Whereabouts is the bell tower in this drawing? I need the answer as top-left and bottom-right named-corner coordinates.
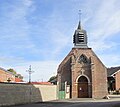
top-left (73, 11), bottom-right (88, 48)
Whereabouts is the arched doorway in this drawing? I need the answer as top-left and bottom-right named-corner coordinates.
top-left (78, 76), bottom-right (89, 98)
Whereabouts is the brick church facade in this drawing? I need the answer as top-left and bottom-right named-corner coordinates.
top-left (57, 21), bottom-right (108, 99)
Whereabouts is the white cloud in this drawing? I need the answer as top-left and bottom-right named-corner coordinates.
top-left (86, 0), bottom-right (120, 52)
top-left (50, 29), bottom-right (71, 58)
top-left (23, 0), bottom-right (33, 7)
top-left (0, 0), bottom-right (35, 50)
top-left (89, 40), bottom-right (120, 51)
top-left (37, 9), bottom-right (72, 59)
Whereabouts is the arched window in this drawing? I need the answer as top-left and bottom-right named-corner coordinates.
top-left (78, 76), bottom-right (88, 83)
top-left (79, 54), bottom-right (88, 63)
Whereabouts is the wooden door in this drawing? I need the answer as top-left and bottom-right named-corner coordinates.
top-left (78, 76), bottom-right (88, 98)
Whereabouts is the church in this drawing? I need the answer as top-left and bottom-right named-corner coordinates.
top-left (57, 21), bottom-right (108, 99)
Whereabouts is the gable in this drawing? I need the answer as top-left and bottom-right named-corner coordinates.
top-left (57, 49), bottom-right (73, 73)
top-left (107, 66), bottom-right (120, 77)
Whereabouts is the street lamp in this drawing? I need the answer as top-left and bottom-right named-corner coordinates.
top-left (26, 65), bottom-right (34, 83)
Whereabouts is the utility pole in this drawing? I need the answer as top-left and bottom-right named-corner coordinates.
top-left (26, 65), bottom-right (34, 83)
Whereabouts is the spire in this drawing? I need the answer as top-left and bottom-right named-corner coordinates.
top-left (77, 10), bottom-right (82, 29)
top-left (77, 21), bottom-right (81, 29)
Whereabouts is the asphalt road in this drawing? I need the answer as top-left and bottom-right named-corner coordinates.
top-left (11, 101), bottom-right (120, 107)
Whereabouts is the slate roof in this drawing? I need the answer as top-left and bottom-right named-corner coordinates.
top-left (0, 67), bottom-right (14, 75)
top-left (0, 67), bottom-right (8, 72)
top-left (107, 66), bottom-right (120, 77)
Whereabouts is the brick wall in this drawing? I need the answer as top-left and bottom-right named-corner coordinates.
top-left (115, 71), bottom-right (120, 90)
top-left (57, 48), bottom-right (108, 99)
top-left (91, 50), bottom-right (108, 98)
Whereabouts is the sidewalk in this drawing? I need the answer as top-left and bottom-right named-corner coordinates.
top-left (108, 95), bottom-right (120, 98)
top-left (49, 97), bottom-right (120, 103)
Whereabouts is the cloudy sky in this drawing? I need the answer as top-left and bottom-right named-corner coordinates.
top-left (0, 0), bottom-right (120, 82)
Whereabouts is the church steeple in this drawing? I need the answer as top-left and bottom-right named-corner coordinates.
top-left (73, 11), bottom-right (88, 48)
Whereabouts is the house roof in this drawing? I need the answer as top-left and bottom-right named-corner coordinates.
top-left (31, 82), bottom-right (52, 85)
top-left (107, 66), bottom-right (120, 77)
top-left (0, 67), bottom-right (14, 75)
top-left (0, 67), bottom-right (8, 72)
top-left (15, 77), bottom-right (23, 82)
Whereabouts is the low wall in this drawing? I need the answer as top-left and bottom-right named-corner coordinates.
top-left (0, 83), bottom-right (57, 106)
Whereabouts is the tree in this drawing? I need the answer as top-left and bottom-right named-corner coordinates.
top-left (7, 68), bottom-right (23, 79)
top-left (7, 68), bottom-right (17, 75)
top-left (48, 75), bottom-right (57, 82)
top-left (48, 75), bottom-right (57, 85)
top-left (16, 74), bottom-right (23, 79)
